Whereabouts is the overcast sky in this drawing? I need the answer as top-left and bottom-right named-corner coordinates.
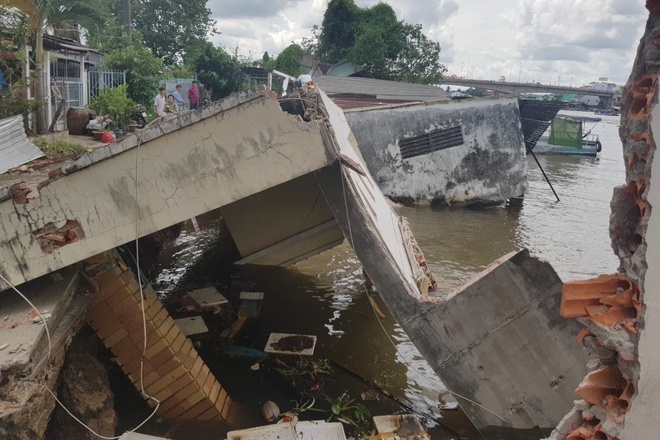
top-left (207, 0), bottom-right (647, 86)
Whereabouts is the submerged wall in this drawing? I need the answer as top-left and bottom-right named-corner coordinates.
top-left (344, 97), bottom-right (528, 204)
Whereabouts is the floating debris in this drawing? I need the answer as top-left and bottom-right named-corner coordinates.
top-left (360, 388), bottom-right (380, 401)
top-left (262, 400), bottom-right (280, 422)
top-left (181, 287), bottom-right (228, 313)
top-left (373, 414), bottom-right (430, 439)
top-left (265, 333), bottom-right (316, 356)
top-left (173, 316), bottom-right (209, 336)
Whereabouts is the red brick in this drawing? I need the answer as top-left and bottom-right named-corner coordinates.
top-left (183, 350), bottom-right (198, 370)
top-left (220, 397), bottom-right (232, 420)
top-left (178, 398), bottom-right (214, 420)
top-left (197, 405), bottom-right (221, 420)
top-left (170, 332), bottom-right (187, 354)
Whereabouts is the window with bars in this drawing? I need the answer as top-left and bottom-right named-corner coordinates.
top-left (399, 126), bottom-right (464, 159)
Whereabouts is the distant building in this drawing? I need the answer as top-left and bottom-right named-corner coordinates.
top-left (579, 95), bottom-right (601, 107)
top-left (589, 81), bottom-right (617, 92)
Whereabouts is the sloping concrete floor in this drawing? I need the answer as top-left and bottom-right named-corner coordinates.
top-left (0, 267), bottom-right (79, 373)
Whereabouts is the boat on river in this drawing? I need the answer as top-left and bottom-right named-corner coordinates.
top-left (533, 116), bottom-right (602, 156)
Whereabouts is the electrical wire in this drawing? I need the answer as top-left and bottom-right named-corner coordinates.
top-left (131, 115), bottom-right (171, 412)
top-left (0, 114), bottom-right (175, 439)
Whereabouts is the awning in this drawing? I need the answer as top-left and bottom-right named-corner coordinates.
top-left (0, 115), bottom-right (44, 174)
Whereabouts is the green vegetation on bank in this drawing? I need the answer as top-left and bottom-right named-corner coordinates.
top-left (3, 0), bottom-right (445, 134)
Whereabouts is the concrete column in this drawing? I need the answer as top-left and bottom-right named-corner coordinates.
top-left (45, 51), bottom-right (52, 128)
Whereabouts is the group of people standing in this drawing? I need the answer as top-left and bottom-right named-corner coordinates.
top-left (153, 81), bottom-right (200, 118)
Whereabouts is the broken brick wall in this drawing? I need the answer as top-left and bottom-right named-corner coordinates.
top-left (549, 4), bottom-right (660, 440)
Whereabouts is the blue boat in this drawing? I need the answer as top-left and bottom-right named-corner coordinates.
top-left (532, 116), bottom-right (602, 156)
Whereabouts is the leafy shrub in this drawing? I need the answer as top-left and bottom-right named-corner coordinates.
top-left (0, 80), bottom-right (40, 122)
top-left (89, 84), bottom-right (135, 129)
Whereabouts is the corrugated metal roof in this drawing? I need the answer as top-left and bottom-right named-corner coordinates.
top-left (0, 115), bottom-right (44, 175)
top-left (326, 60), bottom-right (362, 77)
top-left (315, 76), bottom-right (449, 102)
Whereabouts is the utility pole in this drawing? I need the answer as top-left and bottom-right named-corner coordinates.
top-left (122, 0), bottom-right (132, 35)
top-left (558, 67), bottom-right (563, 86)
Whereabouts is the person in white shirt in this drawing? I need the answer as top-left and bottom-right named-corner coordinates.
top-left (154, 87), bottom-right (167, 117)
top-left (172, 84), bottom-right (185, 111)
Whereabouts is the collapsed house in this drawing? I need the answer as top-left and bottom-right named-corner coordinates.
top-left (0, 84), bottom-right (584, 439)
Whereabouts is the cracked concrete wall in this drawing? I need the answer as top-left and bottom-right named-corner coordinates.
top-left (344, 97), bottom-right (528, 204)
top-left (0, 89), bottom-right (335, 291)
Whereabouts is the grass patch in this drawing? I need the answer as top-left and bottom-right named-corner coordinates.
top-left (37, 139), bottom-right (87, 156)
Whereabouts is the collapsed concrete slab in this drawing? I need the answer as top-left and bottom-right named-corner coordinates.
top-left (0, 87), bottom-right (337, 291)
top-left (0, 268), bottom-right (89, 439)
top-left (315, 90), bottom-right (587, 438)
top-left (0, 83), bottom-right (585, 438)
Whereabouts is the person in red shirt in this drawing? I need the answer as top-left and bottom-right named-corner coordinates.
top-left (188, 81), bottom-right (199, 110)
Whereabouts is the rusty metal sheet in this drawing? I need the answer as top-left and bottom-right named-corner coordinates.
top-left (0, 115), bottom-right (44, 175)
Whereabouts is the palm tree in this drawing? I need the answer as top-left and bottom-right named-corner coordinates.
top-left (1, 0), bottom-right (105, 133)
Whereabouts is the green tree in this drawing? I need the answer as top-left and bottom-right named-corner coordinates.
top-left (274, 43), bottom-right (304, 77)
top-left (464, 87), bottom-right (486, 97)
top-left (391, 23), bottom-right (446, 84)
top-left (132, 0), bottom-right (216, 65)
top-left (102, 41), bottom-right (163, 106)
top-left (317, 0), bottom-right (360, 63)
top-left (311, 0), bottom-right (446, 84)
top-left (261, 51), bottom-right (275, 70)
top-left (349, 25), bottom-right (387, 78)
top-left (188, 41), bottom-right (244, 100)
top-left (0, 5), bottom-right (35, 121)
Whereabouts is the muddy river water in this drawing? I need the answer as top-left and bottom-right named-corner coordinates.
top-left (136, 112), bottom-right (624, 439)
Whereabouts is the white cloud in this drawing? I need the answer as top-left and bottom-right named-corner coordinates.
top-left (210, 0), bottom-right (648, 86)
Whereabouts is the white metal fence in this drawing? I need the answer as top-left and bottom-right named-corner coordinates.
top-left (88, 69), bottom-right (126, 100)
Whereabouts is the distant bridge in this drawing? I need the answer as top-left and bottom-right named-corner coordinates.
top-left (441, 78), bottom-right (615, 107)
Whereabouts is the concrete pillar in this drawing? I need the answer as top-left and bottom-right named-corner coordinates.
top-left (45, 51), bottom-right (52, 127)
top-left (84, 252), bottom-right (231, 420)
